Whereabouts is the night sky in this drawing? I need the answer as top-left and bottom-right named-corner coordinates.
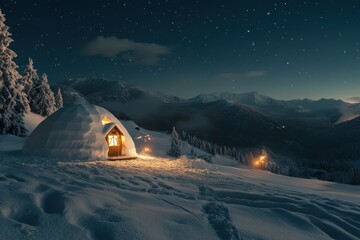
top-left (2, 0), bottom-right (360, 100)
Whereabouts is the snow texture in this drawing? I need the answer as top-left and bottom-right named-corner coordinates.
top-left (23, 103), bottom-right (137, 160)
top-left (0, 117), bottom-right (359, 240)
top-left (0, 131), bottom-right (359, 240)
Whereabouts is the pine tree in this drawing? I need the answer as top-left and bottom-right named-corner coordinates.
top-left (190, 147), bottom-right (196, 157)
top-left (55, 88), bottom-right (63, 110)
top-left (168, 126), bottom-right (181, 157)
top-left (20, 58), bottom-right (39, 98)
top-left (30, 73), bottom-right (56, 116)
top-left (0, 9), bottom-right (29, 135)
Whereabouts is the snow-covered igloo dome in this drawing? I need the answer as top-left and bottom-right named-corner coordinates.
top-left (23, 103), bottom-right (137, 160)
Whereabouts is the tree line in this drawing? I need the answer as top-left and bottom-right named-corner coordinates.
top-left (0, 9), bottom-right (63, 136)
top-left (168, 126), bottom-right (262, 165)
top-left (169, 127), bottom-right (360, 185)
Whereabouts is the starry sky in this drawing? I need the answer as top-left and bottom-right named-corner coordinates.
top-left (2, 0), bottom-right (360, 100)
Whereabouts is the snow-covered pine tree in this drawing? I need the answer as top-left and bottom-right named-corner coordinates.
top-left (213, 144), bottom-right (218, 155)
top-left (30, 73), bottom-right (56, 116)
top-left (0, 9), bottom-right (29, 135)
top-left (219, 146), bottom-right (223, 156)
top-left (55, 88), bottom-right (63, 110)
top-left (190, 147), bottom-right (196, 157)
top-left (20, 58), bottom-right (39, 99)
top-left (180, 130), bottom-right (187, 140)
top-left (168, 126), bottom-right (181, 157)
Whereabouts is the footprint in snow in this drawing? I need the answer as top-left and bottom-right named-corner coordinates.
top-left (5, 174), bottom-right (25, 182)
top-left (11, 207), bottom-right (41, 227)
top-left (203, 202), bottom-right (241, 240)
top-left (41, 190), bottom-right (66, 214)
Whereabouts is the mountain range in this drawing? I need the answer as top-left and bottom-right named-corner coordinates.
top-left (52, 77), bottom-right (360, 161)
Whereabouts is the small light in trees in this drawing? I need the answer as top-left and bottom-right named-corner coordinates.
top-left (253, 153), bottom-right (268, 168)
top-left (144, 147), bottom-right (151, 153)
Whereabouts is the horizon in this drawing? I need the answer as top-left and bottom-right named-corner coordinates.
top-left (2, 1), bottom-right (360, 100)
top-left (65, 76), bottom-right (360, 102)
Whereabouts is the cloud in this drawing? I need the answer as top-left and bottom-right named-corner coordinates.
top-left (344, 97), bottom-right (360, 104)
top-left (83, 36), bottom-right (171, 65)
top-left (220, 71), bottom-right (266, 79)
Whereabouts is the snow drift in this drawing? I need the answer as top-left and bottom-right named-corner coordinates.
top-left (22, 103), bottom-right (137, 160)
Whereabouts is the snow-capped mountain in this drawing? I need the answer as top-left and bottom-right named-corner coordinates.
top-left (191, 91), bottom-right (278, 106)
top-left (64, 77), bottom-right (145, 103)
top-left (190, 91), bottom-right (360, 126)
top-left (59, 77), bottom-right (360, 126)
top-left (190, 91), bottom-right (302, 120)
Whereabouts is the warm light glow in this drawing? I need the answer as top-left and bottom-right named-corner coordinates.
top-left (144, 147), bottom-right (151, 153)
top-left (252, 154), bottom-right (267, 168)
top-left (137, 154), bottom-right (155, 160)
top-left (102, 116), bottom-right (112, 125)
top-left (108, 135), bottom-right (119, 146)
top-left (121, 135), bottom-right (125, 144)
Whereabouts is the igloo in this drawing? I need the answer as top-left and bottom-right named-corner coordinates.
top-left (23, 103), bottom-right (137, 160)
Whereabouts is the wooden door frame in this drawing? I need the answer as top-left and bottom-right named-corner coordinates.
top-left (106, 126), bottom-right (124, 157)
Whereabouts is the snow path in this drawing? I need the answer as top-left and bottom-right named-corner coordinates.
top-left (0, 151), bottom-right (359, 240)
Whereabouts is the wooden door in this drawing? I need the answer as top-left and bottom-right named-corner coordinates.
top-left (107, 128), bottom-right (123, 157)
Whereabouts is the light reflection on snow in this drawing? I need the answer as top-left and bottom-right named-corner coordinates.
top-left (59, 157), bottom-right (212, 177)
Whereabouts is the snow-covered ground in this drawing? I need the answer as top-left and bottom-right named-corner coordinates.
top-left (0, 121), bottom-right (359, 240)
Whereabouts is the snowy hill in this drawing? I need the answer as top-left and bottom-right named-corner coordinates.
top-left (23, 112), bottom-right (45, 134)
top-left (0, 122), bottom-right (359, 240)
